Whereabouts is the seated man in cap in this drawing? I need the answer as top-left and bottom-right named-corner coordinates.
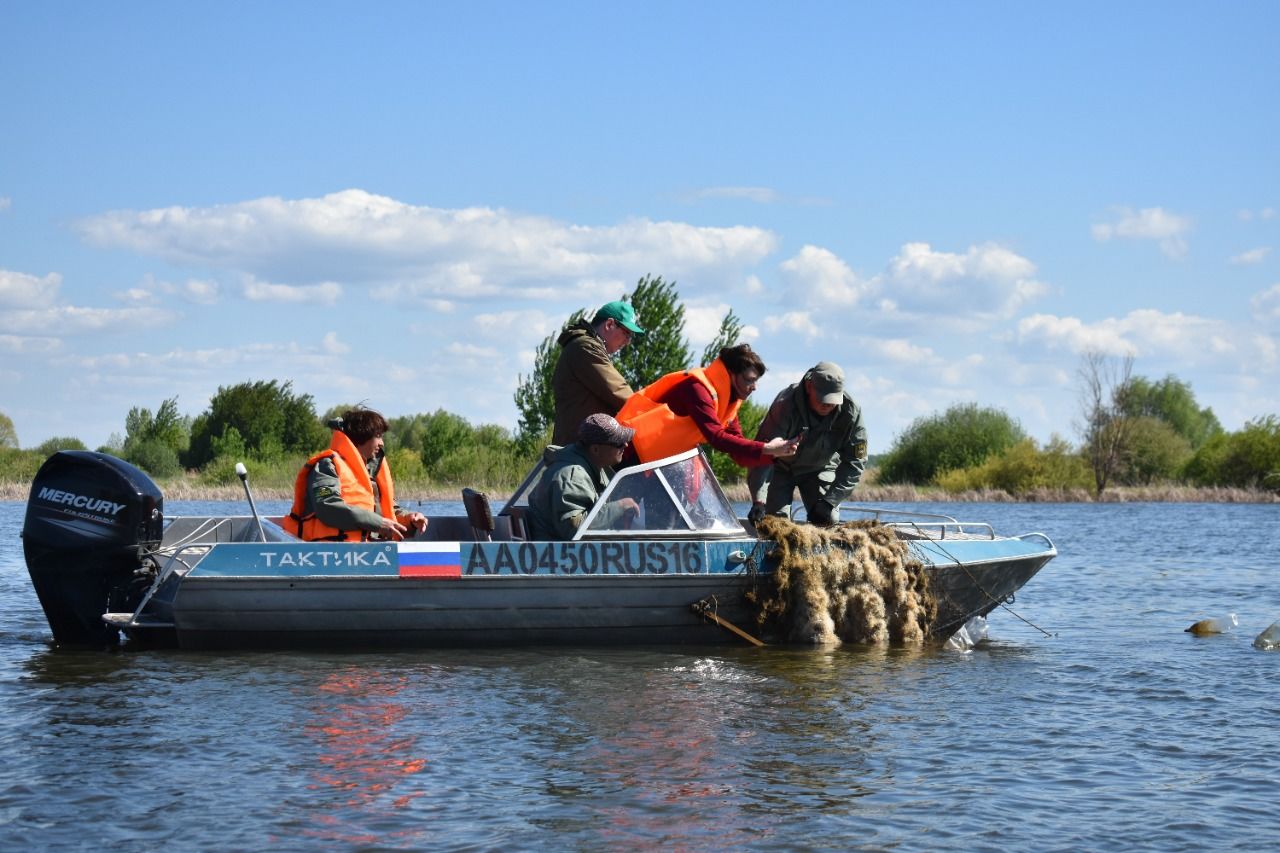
top-left (746, 361), bottom-right (868, 527)
top-left (551, 299), bottom-right (646, 446)
top-left (526, 413), bottom-right (642, 540)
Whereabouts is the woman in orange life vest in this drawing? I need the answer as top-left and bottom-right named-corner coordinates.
top-left (287, 408), bottom-right (428, 542)
top-left (615, 343), bottom-right (802, 467)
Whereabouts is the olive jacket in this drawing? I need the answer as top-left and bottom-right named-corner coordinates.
top-left (747, 382), bottom-right (868, 509)
top-left (551, 320), bottom-right (633, 445)
top-left (306, 453), bottom-right (405, 534)
top-left (526, 443), bottom-right (631, 540)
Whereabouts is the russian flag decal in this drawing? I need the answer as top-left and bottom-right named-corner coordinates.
top-left (398, 542), bottom-right (462, 578)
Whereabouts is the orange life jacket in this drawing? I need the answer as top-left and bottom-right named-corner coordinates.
top-left (615, 359), bottom-right (742, 462)
top-left (286, 430), bottom-right (396, 541)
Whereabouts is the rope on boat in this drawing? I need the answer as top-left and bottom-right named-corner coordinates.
top-left (691, 596), bottom-right (766, 647)
top-left (921, 540), bottom-right (1056, 639)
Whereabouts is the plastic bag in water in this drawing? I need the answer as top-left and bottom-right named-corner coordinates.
top-left (1185, 613), bottom-right (1238, 635)
top-left (1253, 620), bottom-right (1280, 651)
top-left (946, 616), bottom-right (989, 651)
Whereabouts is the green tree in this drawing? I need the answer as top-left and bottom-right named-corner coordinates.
top-left (1121, 375), bottom-right (1222, 450)
top-left (934, 435), bottom-right (1093, 494)
top-left (35, 436), bottom-right (89, 457)
top-left (700, 309), bottom-right (744, 369)
top-left (187, 380), bottom-right (327, 467)
top-left (418, 410), bottom-right (481, 471)
top-left (513, 276), bottom-right (736, 449)
top-left (1183, 432), bottom-right (1231, 486)
top-left (878, 403), bottom-right (1026, 485)
top-left (127, 439), bottom-right (182, 477)
top-left (123, 397), bottom-right (190, 472)
top-left (0, 412), bottom-right (17, 450)
top-left (1207, 415), bottom-right (1280, 489)
top-left (613, 275), bottom-right (692, 389)
top-left (1119, 416), bottom-right (1192, 485)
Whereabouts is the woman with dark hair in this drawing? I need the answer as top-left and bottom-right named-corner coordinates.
top-left (615, 343), bottom-right (801, 465)
top-left (286, 407), bottom-right (427, 541)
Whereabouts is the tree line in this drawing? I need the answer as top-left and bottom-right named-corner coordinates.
top-left (2, 278), bottom-right (1278, 496)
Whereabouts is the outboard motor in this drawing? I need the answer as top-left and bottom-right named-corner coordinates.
top-left (22, 451), bottom-right (163, 647)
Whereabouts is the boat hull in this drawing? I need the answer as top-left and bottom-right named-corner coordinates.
top-left (119, 534), bottom-right (1056, 650)
top-left (170, 573), bottom-right (761, 650)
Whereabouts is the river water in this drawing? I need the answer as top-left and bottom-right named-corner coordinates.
top-left (1, 499), bottom-right (1276, 851)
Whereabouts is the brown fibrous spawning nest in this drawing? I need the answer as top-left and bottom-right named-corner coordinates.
top-left (747, 516), bottom-right (938, 646)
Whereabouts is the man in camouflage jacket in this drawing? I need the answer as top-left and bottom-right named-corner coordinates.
top-left (747, 361), bottom-right (868, 526)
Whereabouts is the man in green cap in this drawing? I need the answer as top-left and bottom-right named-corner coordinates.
top-left (747, 361), bottom-right (868, 526)
top-left (550, 299), bottom-right (646, 446)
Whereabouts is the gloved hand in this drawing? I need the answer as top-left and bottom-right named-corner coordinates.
top-left (808, 501), bottom-right (835, 527)
top-left (746, 503), bottom-right (767, 525)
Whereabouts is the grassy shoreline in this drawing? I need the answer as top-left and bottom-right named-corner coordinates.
top-left (4, 479), bottom-right (1275, 504)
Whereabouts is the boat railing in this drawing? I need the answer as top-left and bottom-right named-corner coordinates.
top-left (162, 515), bottom-right (297, 547)
top-left (839, 505), bottom-right (995, 540)
top-left (111, 541), bottom-right (215, 630)
top-left (1016, 531), bottom-right (1057, 551)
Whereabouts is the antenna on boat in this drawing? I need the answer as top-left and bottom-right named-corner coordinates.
top-left (235, 462), bottom-right (267, 542)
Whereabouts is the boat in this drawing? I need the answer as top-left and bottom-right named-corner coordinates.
top-left (22, 448), bottom-right (1056, 650)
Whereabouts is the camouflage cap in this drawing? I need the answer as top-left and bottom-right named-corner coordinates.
top-left (577, 413), bottom-right (636, 447)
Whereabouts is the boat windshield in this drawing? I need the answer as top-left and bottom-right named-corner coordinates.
top-left (500, 447), bottom-right (746, 540)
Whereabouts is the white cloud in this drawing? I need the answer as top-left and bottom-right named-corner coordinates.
top-left (116, 287), bottom-right (158, 305)
top-left (446, 342), bottom-right (501, 360)
top-left (242, 276), bottom-right (342, 304)
top-left (1017, 309), bottom-right (1239, 361)
top-left (0, 269), bottom-right (62, 308)
top-left (321, 332), bottom-right (350, 355)
top-left (861, 337), bottom-right (937, 365)
top-left (763, 310), bottom-right (821, 340)
top-left (688, 186), bottom-right (781, 204)
top-left (1251, 284), bottom-right (1280, 326)
top-left (683, 302), bottom-right (741, 351)
top-left (1091, 206), bottom-right (1192, 258)
top-left (0, 334), bottom-right (60, 354)
top-left (1253, 334), bottom-right (1278, 369)
top-left (180, 279), bottom-right (221, 304)
top-left (939, 353), bottom-right (986, 387)
top-left (880, 242), bottom-right (1049, 320)
top-left (76, 189), bottom-right (778, 300)
top-left (774, 242), bottom-right (1049, 334)
top-left (1238, 208), bottom-right (1277, 222)
top-left (779, 245), bottom-right (870, 307)
top-left (0, 197), bottom-right (11, 212)
top-left (1, 304), bottom-right (176, 336)
top-left (471, 309), bottom-right (557, 342)
top-left (128, 274), bottom-right (221, 305)
top-left (1229, 247), bottom-right (1271, 266)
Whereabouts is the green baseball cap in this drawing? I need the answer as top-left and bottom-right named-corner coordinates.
top-left (592, 300), bottom-right (646, 335)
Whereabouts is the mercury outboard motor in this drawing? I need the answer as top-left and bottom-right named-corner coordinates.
top-left (22, 451), bottom-right (163, 647)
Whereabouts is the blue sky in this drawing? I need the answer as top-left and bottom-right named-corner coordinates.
top-left (2, 1), bottom-right (1277, 453)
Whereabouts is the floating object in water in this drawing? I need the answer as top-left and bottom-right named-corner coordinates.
top-left (1185, 613), bottom-right (1238, 635)
top-left (1253, 620), bottom-right (1280, 651)
top-left (945, 616), bottom-right (989, 652)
